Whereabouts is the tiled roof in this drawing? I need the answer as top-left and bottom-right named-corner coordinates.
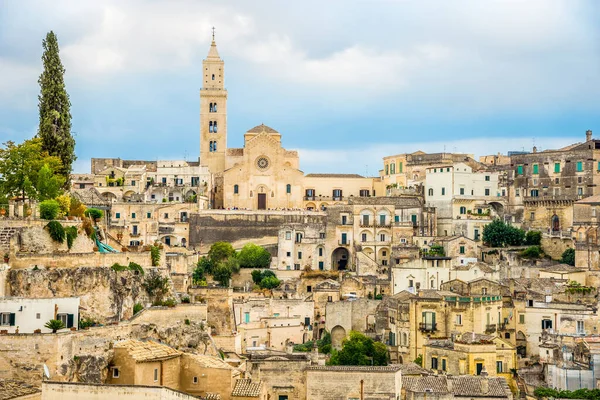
top-left (247, 124), bottom-right (278, 133)
top-left (204, 393), bottom-right (222, 400)
top-left (450, 376), bottom-right (510, 398)
top-left (542, 264), bottom-right (586, 273)
top-left (305, 173), bottom-right (365, 178)
top-left (185, 354), bottom-right (239, 372)
top-left (232, 379), bottom-right (263, 397)
top-left (305, 365), bottom-right (402, 372)
top-left (392, 362), bottom-right (431, 376)
top-left (71, 188), bottom-right (110, 206)
top-left (113, 339), bottom-right (180, 362)
top-left (0, 379), bottom-right (40, 400)
top-left (403, 376), bottom-right (450, 393)
top-left (456, 332), bottom-right (495, 344)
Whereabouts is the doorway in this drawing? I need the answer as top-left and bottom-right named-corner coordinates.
top-left (258, 193), bottom-right (267, 210)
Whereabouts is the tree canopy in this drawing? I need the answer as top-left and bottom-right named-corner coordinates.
top-left (38, 31), bottom-right (75, 180)
top-left (208, 242), bottom-right (236, 265)
top-left (238, 243), bottom-right (271, 268)
top-left (482, 219), bottom-right (525, 247)
top-left (561, 248), bottom-right (576, 266)
top-left (327, 331), bottom-right (389, 366)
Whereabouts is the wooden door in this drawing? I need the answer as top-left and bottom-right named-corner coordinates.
top-left (258, 193), bottom-right (266, 210)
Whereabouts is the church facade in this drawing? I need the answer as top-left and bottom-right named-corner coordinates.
top-left (199, 39), bottom-right (383, 210)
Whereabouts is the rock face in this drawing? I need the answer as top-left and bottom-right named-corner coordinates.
top-left (60, 354), bottom-right (111, 383)
top-left (8, 267), bottom-right (148, 322)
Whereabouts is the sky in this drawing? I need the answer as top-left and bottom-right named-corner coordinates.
top-left (1, 0), bottom-right (600, 176)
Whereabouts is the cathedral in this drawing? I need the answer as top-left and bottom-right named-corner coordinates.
top-left (199, 37), bottom-right (382, 210)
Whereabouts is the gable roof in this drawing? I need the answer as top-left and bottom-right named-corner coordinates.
top-left (113, 339), bottom-right (180, 362)
top-left (232, 379), bottom-right (263, 397)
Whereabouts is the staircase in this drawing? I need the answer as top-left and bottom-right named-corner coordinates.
top-left (0, 227), bottom-right (18, 253)
top-left (356, 251), bottom-right (379, 275)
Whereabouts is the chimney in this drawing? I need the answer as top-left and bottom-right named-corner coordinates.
top-left (586, 130), bottom-right (593, 142)
top-left (480, 366), bottom-right (489, 394)
top-left (533, 146), bottom-right (537, 153)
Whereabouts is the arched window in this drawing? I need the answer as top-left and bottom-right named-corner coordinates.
top-left (385, 164), bottom-right (389, 175)
top-left (213, 142), bottom-right (217, 151)
top-left (209, 121), bottom-right (213, 133)
top-left (213, 122), bottom-right (218, 133)
top-left (286, 184), bottom-right (291, 194)
top-left (234, 184), bottom-right (239, 194)
top-left (211, 74), bottom-right (215, 80)
top-left (213, 103), bottom-right (217, 112)
top-left (552, 214), bottom-right (560, 232)
top-left (428, 188), bottom-right (434, 196)
top-left (390, 163), bottom-right (395, 174)
top-left (209, 103), bottom-right (213, 112)
top-left (460, 206), bottom-right (466, 214)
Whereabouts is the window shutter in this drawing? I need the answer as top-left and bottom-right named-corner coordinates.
top-left (432, 313), bottom-right (436, 327)
top-left (9, 313), bottom-right (16, 326)
top-left (67, 314), bottom-right (74, 328)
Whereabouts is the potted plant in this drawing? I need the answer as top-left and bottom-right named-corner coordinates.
top-left (0, 208), bottom-right (5, 216)
top-left (3, 253), bottom-right (8, 263)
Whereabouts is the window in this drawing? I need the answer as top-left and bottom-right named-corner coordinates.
top-left (385, 164), bottom-right (389, 175)
top-left (441, 187), bottom-right (445, 196)
top-left (244, 312), bottom-right (250, 323)
top-left (341, 233), bottom-right (347, 244)
top-left (320, 232), bottom-right (325, 239)
top-left (459, 187), bottom-right (465, 195)
top-left (485, 188), bottom-right (490, 196)
top-left (0, 313), bottom-right (14, 326)
top-left (519, 314), bottom-right (525, 324)
top-left (298, 252), bottom-right (302, 260)
top-left (505, 332), bottom-right (511, 339)
top-left (319, 248), bottom-right (323, 257)
top-left (57, 313), bottom-right (68, 327)
top-left (286, 252), bottom-right (291, 257)
top-left (154, 368), bottom-right (159, 382)
top-left (577, 161), bottom-right (583, 172)
top-left (234, 184), bottom-right (239, 194)
top-left (482, 287), bottom-right (487, 295)
top-left (380, 233), bottom-right (386, 242)
top-left (146, 212), bottom-right (151, 218)
top-left (112, 368), bottom-right (120, 378)
top-left (399, 162), bottom-right (403, 173)
top-left (476, 363), bottom-right (483, 375)
top-left (530, 189), bottom-right (539, 197)
top-left (409, 279), bottom-right (414, 288)
top-left (341, 215), bottom-right (348, 225)
top-left (497, 361), bottom-right (503, 373)
top-left (362, 215), bottom-right (370, 226)
top-left (459, 206), bottom-right (466, 214)
top-left (296, 232), bottom-right (303, 243)
top-left (359, 189), bottom-right (370, 197)
top-left (530, 212), bottom-right (535, 221)
top-left (36, 313), bottom-right (40, 319)
top-left (164, 213), bottom-right (169, 219)
top-left (554, 162), bottom-right (561, 173)
top-left (517, 165), bottom-right (523, 175)
top-left (577, 320), bottom-right (585, 334)
top-left (286, 184), bottom-right (291, 194)
top-left (428, 188), bottom-right (433, 196)
top-left (327, 295), bottom-right (332, 302)
top-left (442, 358), bottom-right (447, 371)
top-left (193, 376), bottom-right (198, 384)
top-left (485, 175), bottom-right (491, 181)
top-left (318, 261), bottom-right (324, 270)
top-left (131, 180), bottom-right (136, 186)
top-left (431, 357), bottom-right (438, 370)
top-left (307, 285), bottom-right (312, 293)
top-left (578, 187), bottom-right (584, 195)
top-left (332, 189), bottom-right (342, 199)
top-left (422, 311), bottom-right (436, 331)
top-left (456, 314), bottom-right (462, 325)
top-left (459, 246), bottom-right (465, 254)
top-left (211, 74), bottom-right (215, 80)
top-left (115, 212), bottom-right (120, 219)
top-left (533, 164), bottom-right (539, 174)
top-left (542, 319), bottom-right (553, 329)
top-left (131, 213), bottom-right (136, 219)
top-left (516, 188), bottom-right (520, 197)
top-left (379, 214), bottom-right (386, 225)
top-left (285, 231), bottom-right (291, 240)
top-left (390, 163), bottom-right (395, 174)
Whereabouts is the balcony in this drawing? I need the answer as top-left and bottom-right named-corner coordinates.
top-left (485, 324), bottom-right (497, 333)
top-left (419, 322), bottom-right (437, 332)
top-left (130, 233), bottom-right (140, 238)
top-left (304, 196), bottom-right (316, 201)
top-left (338, 241), bottom-right (350, 246)
top-left (360, 240), bottom-right (391, 246)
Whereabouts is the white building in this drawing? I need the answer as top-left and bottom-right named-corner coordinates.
top-left (425, 162), bottom-right (504, 239)
top-left (0, 297), bottom-right (80, 333)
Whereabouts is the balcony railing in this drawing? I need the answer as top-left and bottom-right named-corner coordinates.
top-left (338, 241), bottom-right (350, 246)
top-left (419, 322), bottom-right (437, 332)
top-left (130, 233), bottom-right (140, 237)
top-left (485, 324), bottom-right (497, 333)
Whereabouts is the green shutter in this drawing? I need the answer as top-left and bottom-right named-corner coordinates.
top-left (399, 162), bottom-right (403, 173)
top-left (67, 314), bottom-right (74, 328)
top-left (9, 313), bottom-right (16, 326)
top-left (533, 164), bottom-right (539, 174)
top-left (555, 163), bottom-right (560, 173)
top-left (432, 313), bottom-right (436, 328)
top-left (577, 161), bottom-right (583, 172)
top-left (517, 165), bottom-right (523, 175)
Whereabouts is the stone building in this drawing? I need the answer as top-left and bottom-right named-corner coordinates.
top-left (573, 195), bottom-right (600, 269)
top-left (41, 381), bottom-right (199, 400)
top-left (0, 297), bottom-right (79, 334)
top-left (402, 375), bottom-right (513, 400)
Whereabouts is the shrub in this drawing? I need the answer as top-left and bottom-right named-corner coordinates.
top-left (212, 262), bottom-right (233, 287)
top-left (181, 296), bottom-right (190, 304)
top-left (128, 261), bottom-right (144, 275)
top-left (521, 246), bottom-right (542, 258)
top-left (208, 242), bottom-right (236, 265)
top-left (143, 270), bottom-right (170, 303)
top-left (69, 196), bottom-right (86, 218)
top-left (44, 319), bottom-right (65, 333)
top-left (483, 219), bottom-right (525, 247)
top-left (79, 317), bottom-right (97, 329)
top-left (185, 318), bottom-right (191, 325)
top-left (562, 248), bottom-right (576, 266)
top-left (252, 269), bottom-right (277, 286)
top-left (40, 200), bottom-right (60, 220)
top-left (111, 263), bottom-right (128, 272)
top-left (46, 221), bottom-right (65, 243)
top-left (150, 245), bottom-right (161, 266)
top-left (259, 275), bottom-right (281, 289)
top-left (427, 244), bottom-right (445, 257)
top-left (193, 257), bottom-right (211, 284)
top-left (65, 226), bottom-right (78, 249)
top-left (154, 298), bottom-right (176, 307)
top-left (525, 230), bottom-right (542, 246)
top-left (84, 208), bottom-right (103, 221)
top-left (238, 243), bottom-right (271, 268)
top-left (133, 303), bottom-right (144, 315)
top-left (55, 194), bottom-right (71, 218)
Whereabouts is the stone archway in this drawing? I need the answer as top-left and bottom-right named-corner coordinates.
top-left (331, 325), bottom-right (347, 350)
top-left (332, 247), bottom-right (350, 271)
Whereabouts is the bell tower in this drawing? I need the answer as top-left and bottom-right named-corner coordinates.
top-left (200, 28), bottom-right (227, 175)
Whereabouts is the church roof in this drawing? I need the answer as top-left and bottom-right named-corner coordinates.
top-left (247, 124), bottom-right (279, 134)
top-left (207, 40), bottom-right (221, 60)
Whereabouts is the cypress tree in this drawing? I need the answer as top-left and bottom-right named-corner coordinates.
top-left (38, 31), bottom-right (75, 181)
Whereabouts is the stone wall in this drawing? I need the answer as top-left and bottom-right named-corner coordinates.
top-left (42, 381), bottom-right (197, 400)
top-left (10, 251), bottom-right (155, 270)
top-left (541, 236), bottom-right (573, 260)
top-left (305, 366), bottom-right (402, 400)
top-left (189, 211), bottom-right (326, 250)
top-left (130, 304), bottom-right (207, 325)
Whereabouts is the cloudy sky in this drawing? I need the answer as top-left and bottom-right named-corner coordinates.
top-left (1, 0), bottom-right (600, 175)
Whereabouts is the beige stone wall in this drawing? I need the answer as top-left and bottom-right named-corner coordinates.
top-left (250, 358), bottom-right (308, 400)
top-left (178, 354), bottom-right (235, 400)
top-left (305, 368), bottom-right (401, 400)
top-left (42, 382), bottom-right (197, 400)
top-left (541, 236), bottom-right (573, 260)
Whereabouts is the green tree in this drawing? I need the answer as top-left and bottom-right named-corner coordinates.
top-left (40, 199), bottom-right (60, 220)
top-left (0, 138), bottom-right (63, 201)
top-left (208, 242), bottom-right (235, 265)
top-left (525, 230), bottom-right (542, 246)
top-left (44, 319), bottom-right (65, 333)
top-left (213, 262), bottom-right (233, 287)
top-left (196, 256), bottom-right (214, 276)
top-left (483, 219), bottom-right (525, 247)
top-left (521, 246), bottom-right (541, 258)
top-left (260, 275), bottom-right (281, 289)
top-left (238, 243), bottom-right (271, 268)
top-left (143, 270), bottom-right (170, 304)
top-left (327, 331), bottom-right (389, 366)
top-left (562, 248), bottom-right (576, 266)
top-left (37, 163), bottom-right (64, 200)
top-left (37, 31), bottom-right (75, 181)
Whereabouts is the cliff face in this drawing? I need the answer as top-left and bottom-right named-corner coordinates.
top-left (8, 267), bottom-right (147, 322)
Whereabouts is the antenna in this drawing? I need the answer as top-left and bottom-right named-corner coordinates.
top-left (43, 364), bottom-right (50, 380)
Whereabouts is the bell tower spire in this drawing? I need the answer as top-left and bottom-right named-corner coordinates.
top-left (200, 27), bottom-right (227, 188)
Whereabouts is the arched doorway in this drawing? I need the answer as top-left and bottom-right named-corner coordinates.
top-left (256, 185), bottom-right (268, 210)
top-left (331, 325), bottom-right (347, 350)
top-left (552, 214), bottom-right (560, 233)
top-left (332, 247), bottom-right (350, 271)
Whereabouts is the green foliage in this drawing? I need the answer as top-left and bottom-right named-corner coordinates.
top-left (525, 230), bottom-right (542, 246)
top-left (36, 164), bottom-right (63, 200)
top-left (212, 262), bottom-right (233, 287)
top-left (46, 220), bottom-right (65, 243)
top-left (128, 261), bottom-right (144, 275)
top-left (84, 208), bottom-right (103, 221)
top-left (133, 303), bottom-right (144, 315)
top-left (150, 245), bottom-right (161, 266)
top-left (482, 219), bottom-right (525, 247)
top-left (79, 317), bottom-right (96, 329)
top-left (69, 196), bottom-right (86, 218)
top-left (208, 242), bottom-right (235, 265)
top-left (327, 331), bottom-right (389, 366)
top-left (294, 331), bottom-right (332, 354)
top-left (143, 270), bottom-right (170, 303)
top-left (0, 138), bottom-right (64, 201)
top-left (185, 318), bottom-right (191, 325)
top-left (562, 248), bottom-right (576, 266)
top-left (414, 354), bottom-right (423, 367)
top-left (195, 256), bottom-right (214, 277)
top-left (226, 256), bottom-right (240, 274)
top-left (238, 243), bottom-right (271, 268)
top-left (38, 31), bottom-right (75, 180)
top-left (251, 270), bottom-right (277, 288)
top-left (40, 199), bottom-right (60, 220)
top-left (427, 244), bottom-right (445, 257)
top-left (565, 281), bottom-right (594, 295)
top-left (533, 387), bottom-right (600, 400)
top-left (44, 319), bottom-right (65, 333)
top-left (260, 275), bottom-right (281, 289)
top-left (521, 246), bottom-right (542, 259)
top-left (65, 226), bottom-right (78, 249)
top-left (181, 296), bottom-right (190, 304)
top-left (111, 263), bottom-right (128, 272)
top-left (154, 298), bottom-right (177, 307)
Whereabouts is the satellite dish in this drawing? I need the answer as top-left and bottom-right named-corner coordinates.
top-left (43, 364), bottom-right (50, 380)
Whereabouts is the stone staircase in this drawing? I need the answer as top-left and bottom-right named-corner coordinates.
top-left (0, 227), bottom-right (19, 253)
